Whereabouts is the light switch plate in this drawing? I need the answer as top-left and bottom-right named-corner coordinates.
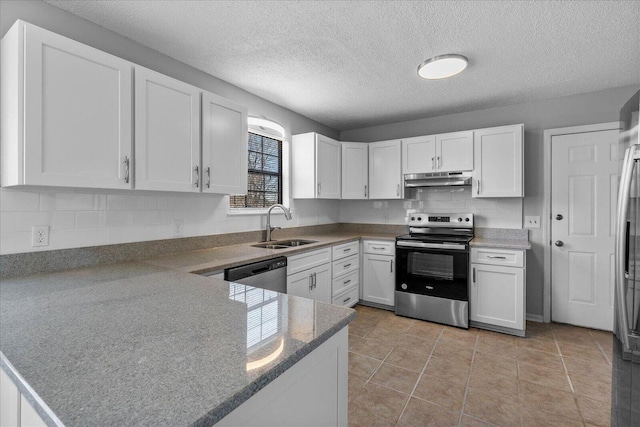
top-left (525, 216), bottom-right (541, 229)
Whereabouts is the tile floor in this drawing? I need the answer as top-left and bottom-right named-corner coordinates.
top-left (348, 305), bottom-right (613, 427)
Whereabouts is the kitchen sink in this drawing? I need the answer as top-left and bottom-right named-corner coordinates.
top-left (251, 239), bottom-right (317, 249)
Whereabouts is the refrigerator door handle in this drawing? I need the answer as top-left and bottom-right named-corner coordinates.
top-left (615, 144), bottom-right (639, 352)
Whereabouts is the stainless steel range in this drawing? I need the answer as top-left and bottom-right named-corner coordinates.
top-left (395, 213), bottom-right (474, 328)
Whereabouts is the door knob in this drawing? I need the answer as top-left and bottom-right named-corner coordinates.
top-left (554, 240), bottom-right (564, 247)
top-left (556, 214), bottom-right (563, 220)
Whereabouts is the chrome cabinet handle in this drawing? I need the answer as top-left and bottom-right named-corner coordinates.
top-left (431, 157), bottom-right (435, 170)
top-left (123, 156), bottom-right (130, 184)
top-left (343, 248), bottom-right (351, 253)
top-left (364, 184), bottom-right (367, 198)
top-left (343, 297), bottom-right (351, 303)
top-left (343, 263), bottom-right (351, 269)
top-left (396, 184), bottom-right (400, 197)
top-left (476, 179), bottom-right (480, 195)
top-left (206, 167), bottom-right (211, 189)
top-left (343, 279), bottom-right (351, 285)
top-left (390, 260), bottom-right (393, 273)
top-left (437, 156), bottom-right (441, 169)
top-left (473, 268), bottom-right (476, 284)
top-left (487, 256), bottom-right (506, 260)
top-left (194, 166), bottom-right (199, 188)
top-left (309, 274), bottom-right (313, 291)
top-left (317, 182), bottom-right (321, 196)
top-left (313, 272), bottom-right (317, 289)
top-left (372, 246), bottom-right (385, 250)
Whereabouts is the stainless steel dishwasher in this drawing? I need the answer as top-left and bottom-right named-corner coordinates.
top-left (223, 257), bottom-right (288, 294)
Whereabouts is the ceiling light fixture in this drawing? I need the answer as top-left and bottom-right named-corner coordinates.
top-left (248, 117), bottom-right (286, 138)
top-left (417, 54), bottom-right (468, 80)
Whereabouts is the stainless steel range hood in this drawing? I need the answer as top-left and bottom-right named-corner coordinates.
top-left (404, 172), bottom-right (472, 188)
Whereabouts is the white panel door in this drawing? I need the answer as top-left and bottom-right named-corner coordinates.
top-left (473, 125), bottom-right (524, 197)
top-left (362, 253), bottom-right (395, 306)
top-left (202, 92), bottom-right (248, 194)
top-left (368, 140), bottom-right (402, 199)
top-left (135, 66), bottom-right (201, 192)
top-left (402, 135), bottom-right (436, 174)
top-left (341, 142), bottom-right (368, 199)
top-left (551, 129), bottom-right (619, 330)
top-left (435, 131), bottom-right (473, 172)
top-left (470, 263), bottom-right (524, 330)
top-left (23, 23), bottom-right (132, 188)
top-left (316, 135), bottom-right (341, 199)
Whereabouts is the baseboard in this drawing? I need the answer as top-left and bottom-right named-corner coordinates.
top-left (526, 313), bottom-right (544, 323)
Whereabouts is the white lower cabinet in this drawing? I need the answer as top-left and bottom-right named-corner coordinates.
top-left (361, 240), bottom-right (395, 308)
top-left (1, 365), bottom-right (49, 427)
top-left (470, 247), bottom-right (526, 336)
top-left (287, 248), bottom-right (332, 303)
top-left (331, 240), bottom-right (360, 307)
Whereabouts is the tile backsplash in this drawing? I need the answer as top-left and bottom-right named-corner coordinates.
top-left (1, 186), bottom-right (521, 255)
top-left (0, 187), bottom-right (340, 255)
top-left (339, 187), bottom-right (523, 228)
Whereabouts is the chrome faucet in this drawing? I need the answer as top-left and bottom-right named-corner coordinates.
top-left (265, 204), bottom-right (292, 241)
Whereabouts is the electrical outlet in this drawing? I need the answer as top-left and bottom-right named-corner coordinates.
top-left (32, 225), bottom-right (50, 247)
top-left (525, 216), bottom-right (541, 229)
top-left (173, 219), bottom-right (184, 236)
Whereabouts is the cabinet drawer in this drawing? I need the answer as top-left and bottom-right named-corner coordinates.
top-left (332, 285), bottom-right (359, 308)
top-left (287, 247), bottom-right (331, 275)
top-left (332, 240), bottom-right (359, 260)
top-left (471, 248), bottom-right (524, 268)
top-left (363, 240), bottom-right (394, 255)
top-left (332, 254), bottom-right (359, 278)
top-left (332, 270), bottom-right (359, 296)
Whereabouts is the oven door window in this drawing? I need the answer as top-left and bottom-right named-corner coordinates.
top-left (408, 252), bottom-right (453, 280)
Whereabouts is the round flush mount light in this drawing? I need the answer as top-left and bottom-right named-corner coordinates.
top-left (248, 117), bottom-right (286, 138)
top-left (417, 54), bottom-right (468, 80)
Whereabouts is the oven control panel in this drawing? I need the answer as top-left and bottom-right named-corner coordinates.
top-left (407, 213), bottom-right (473, 228)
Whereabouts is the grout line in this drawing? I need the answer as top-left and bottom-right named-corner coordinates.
top-left (458, 333), bottom-right (479, 427)
top-left (590, 329), bottom-right (613, 365)
top-left (396, 326), bottom-right (444, 424)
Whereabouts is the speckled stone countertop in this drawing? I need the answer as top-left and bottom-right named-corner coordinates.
top-left (0, 262), bottom-right (355, 426)
top-left (144, 232), bottom-right (399, 274)
top-left (470, 227), bottom-right (531, 250)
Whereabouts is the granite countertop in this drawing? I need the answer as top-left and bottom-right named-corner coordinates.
top-left (469, 227), bottom-right (531, 250)
top-left (470, 237), bottom-right (531, 250)
top-left (144, 231), bottom-right (399, 274)
top-left (0, 262), bottom-right (355, 426)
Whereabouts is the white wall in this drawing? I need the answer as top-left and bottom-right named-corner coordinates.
top-left (0, 1), bottom-right (340, 255)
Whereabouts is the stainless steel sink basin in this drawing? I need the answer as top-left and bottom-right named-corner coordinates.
top-left (251, 239), bottom-right (317, 249)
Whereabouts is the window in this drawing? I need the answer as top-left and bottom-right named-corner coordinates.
top-left (229, 132), bottom-right (283, 208)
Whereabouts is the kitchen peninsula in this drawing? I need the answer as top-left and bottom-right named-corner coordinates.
top-left (0, 260), bottom-right (355, 426)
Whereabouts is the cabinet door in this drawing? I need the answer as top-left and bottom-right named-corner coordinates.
top-left (472, 124), bottom-right (524, 198)
top-left (287, 270), bottom-right (313, 299)
top-left (316, 135), bottom-right (341, 199)
top-left (470, 263), bottom-right (524, 330)
top-left (21, 22), bottom-right (132, 189)
top-left (435, 131), bottom-right (473, 172)
top-left (402, 135), bottom-right (436, 174)
top-left (341, 142), bottom-right (368, 199)
top-left (135, 66), bottom-right (201, 192)
top-left (202, 92), bottom-right (248, 194)
top-left (310, 263), bottom-right (332, 304)
top-left (368, 140), bottom-right (402, 199)
top-left (362, 253), bottom-right (395, 306)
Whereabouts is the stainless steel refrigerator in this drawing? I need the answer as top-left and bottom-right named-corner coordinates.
top-left (613, 89), bottom-right (640, 426)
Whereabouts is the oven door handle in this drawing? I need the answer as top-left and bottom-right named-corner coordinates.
top-left (396, 241), bottom-right (467, 251)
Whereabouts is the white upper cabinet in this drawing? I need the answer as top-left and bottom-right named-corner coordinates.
top-left (401, 131), bottom-right (473, 174)
top-left (292, 133), bottom-right (341, 199)
top-left (1, 20), bottom-right (133, 189)
top-left (472, 124), bottom-right (524, 198)
top-left (435, 131), bottom-right (474, 172)
top-left (402, 135), bottom-right (436, 174)
top-left (135, 66), bottom-right (201, 192)
top-left (369, 140), bottom-right (402, 199)
top-left (201, 92), bottom-right (248, 194)
top-left (341, 142), bottom-right (368, 199)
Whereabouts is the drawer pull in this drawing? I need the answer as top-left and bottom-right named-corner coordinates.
top-left (343, 263), bottom-right (352, 269)
top-left (372, 246), bottom-right (386, 250)
top-left (343, 297), bottom-right (351, 303)
top-left (343, 248), bottom-right (351, 252)
top-left (487, 256), bottom-right (507, 260)
top-left (343, 279), bottom-right (351, 285)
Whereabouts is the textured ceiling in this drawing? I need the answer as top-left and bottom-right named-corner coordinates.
top-left (44, 0), bottom-right (640, 131)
